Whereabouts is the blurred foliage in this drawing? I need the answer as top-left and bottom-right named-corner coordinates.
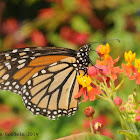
top-left (0, 0), bottom-right (140, 140)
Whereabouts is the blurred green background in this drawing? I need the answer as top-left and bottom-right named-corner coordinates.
top-left (0, 0), bottom-right (140, 140)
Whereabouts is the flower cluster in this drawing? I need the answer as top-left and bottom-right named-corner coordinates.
top-left (75, 43), bottom-right (120, 101)
top-left (120, 50), bottom-right (140, 84)
top-left (75, 74), bottom-right (102, 102)
top-left (114, 95), bottom-right (140, 124)
top-left (75, 43), bottom-right (140, 103)
top-left (74, 43), bottom-right (140, 139)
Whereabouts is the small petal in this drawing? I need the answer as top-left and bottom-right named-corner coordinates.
top-left (94, 122), bottom-right (103, 132)
top-left (74, 88), bottom-right (84, 99)
top-left (124, 51), bottom-right (136, 64)
top-left (88, 66), bottom-right (98, 77)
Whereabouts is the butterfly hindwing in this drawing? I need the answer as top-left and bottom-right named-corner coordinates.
top-left (20, 57), bottom-right (81, 119)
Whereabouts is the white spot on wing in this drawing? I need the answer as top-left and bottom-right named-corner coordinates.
top-left (18, 59), bottom-right (26, 64)
top-left (49, 62), bottom-right (57, 67)
top-left (5, 54), bottom-right (9, 57)
top-left (17, 63), bottom-right (25, 69)
top-left (12, 49), bottom-right (18, 53)
top-left (2, 74), bottom-right (9, 80)
top-left (11, 58), bottom-right (17, 61)
top-left (24, 48), bottom-right (30, 51)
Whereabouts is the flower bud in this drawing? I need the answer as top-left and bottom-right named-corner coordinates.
top-left (94, 122), bottom-right (103, 132)
top-left (84, 106), bottom-right (95, 120)
top-left (135, 115), bottom-right (140, 122)
top-left (96, 45), bottom-right (104, 57)
top-left (114, 97), bottom-right (122, 106)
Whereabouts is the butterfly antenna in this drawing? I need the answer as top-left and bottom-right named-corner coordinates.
top-left (89, 59), bottom-right (102, 70)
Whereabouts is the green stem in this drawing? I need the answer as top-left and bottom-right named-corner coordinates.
top-left (114, 76), bottom-right (126, 91)
top-left (89, 120), bottom-right (94, 134)
top-left (107, 98), bottom-right (132, 132)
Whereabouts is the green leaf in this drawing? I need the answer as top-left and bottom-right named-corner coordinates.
top-left (118, 130), bottom-right (140, 140)
top-left (71, 16), bottom-right (91, 32)
top-left (56, 133), bottom-right (112, 140)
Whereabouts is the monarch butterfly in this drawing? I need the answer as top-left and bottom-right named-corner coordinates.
top-left (0, 43), bottom-right (95, 120)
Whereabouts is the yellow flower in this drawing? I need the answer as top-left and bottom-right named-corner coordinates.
top-left (99, 43), bottom-right (110, 55)
top-left (77, 74), bottom-right (92, 91)
top-left (135, 59), bottom-right (140, 73)
top-left (124, 51), bottom-right (136, 66)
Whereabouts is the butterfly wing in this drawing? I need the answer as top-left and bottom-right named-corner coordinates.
top-left (21, 57), bottom-right (81, 119)
top-left (0, 47), bottom-right (82, 119)
top-left (0, 47), bottom-right (76, 95)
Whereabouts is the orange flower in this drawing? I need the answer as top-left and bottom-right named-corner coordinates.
top-left (129, 70), bottom-right (140, 85)
top-left (120, 51), bottom-right (136, 77)
top-left (124, 51), bottom-right (136, 66)
top-left (96, 56), bottom-right (120, 81)
top-left (99, 44), bottom-right (110, 55)
top-left (120, 63), bottom-right (135, 77)
top-left (75, 74), bottom-right (102, 102)
top-left (75, 85), bottom-right (102, 102)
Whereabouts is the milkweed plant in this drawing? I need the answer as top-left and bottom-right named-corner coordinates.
top-left (73, 44), bottom-right (140, 140)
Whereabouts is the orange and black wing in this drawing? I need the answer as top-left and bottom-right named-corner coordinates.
top-left (0, 47), bottom-right (82, 119)
top-left (0, 47), bottom-right (76, 94)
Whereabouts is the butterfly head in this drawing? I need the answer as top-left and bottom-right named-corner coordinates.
top-left (75, 44), bottom-right (91, 71)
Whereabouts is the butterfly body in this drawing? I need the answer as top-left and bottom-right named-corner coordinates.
top-left (0, 44), bottom-right (91, 120)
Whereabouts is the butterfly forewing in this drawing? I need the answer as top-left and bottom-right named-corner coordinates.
top-left (0, 47), bottom-right (76, 95)
top-left (0, 46), bottom-right (88, 119)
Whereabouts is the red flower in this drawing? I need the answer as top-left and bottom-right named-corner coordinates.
top-left (71, 32), bottom-right (89, 45)
top-left (60, 26), bottom-right (89, 45)
top-left (87, 65), bottom-right (110, 83)
top-left (93, 115), bottom-right (110, 126)
top-left (2, 18), bottom-right (19, 35)
top-left (88, 65), bottom-right (110, 77)
top-left (83, 114), bottom-right (110, 128)
top-left (101, 129), bottom-right (114, 139)
top-left (0, 117), bottom-right (22, 132)
top-left (30, 30), bottom-right (47, 46)
top-left (38, 8), bottom-right (55, 19)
